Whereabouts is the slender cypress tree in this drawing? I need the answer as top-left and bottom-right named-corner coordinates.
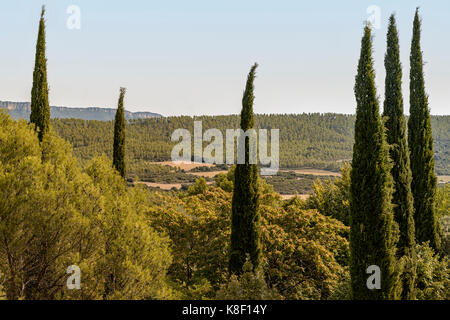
top-left (229, 63), bottom-right (261, 275)
top-left (107, 86), bottom-right (127, 298)
top-left (408, 9), bottom-right (441, 254)
top-left (382, 14), bottom-right (416, 299)
top-left (25, 8), bottom-right (51, 296)
top-left (350, 25), bottom-right (399, 300)
top-left (113, 87), bottom-right (126, 178)
top-left (30, 6), bottom-right (50, 142)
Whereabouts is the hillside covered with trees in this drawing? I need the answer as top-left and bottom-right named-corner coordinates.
top-left (1, 110), bottom-right (448, 300)
top-left (51, 113), bottom-right (450, 176)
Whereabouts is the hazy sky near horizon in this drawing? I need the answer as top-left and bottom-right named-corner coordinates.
top-left (0, 1), bottom-right (449, 116)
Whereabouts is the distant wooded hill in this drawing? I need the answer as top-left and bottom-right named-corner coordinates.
top-left (50, 113), bottom-right (450, 175)
top-left (0, 101), bottom-right (162, 121)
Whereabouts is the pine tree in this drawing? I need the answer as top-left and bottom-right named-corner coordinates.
top-left (408, 9), bottom-right (441, 254)
top-left (229, 63), bottom-right (261, 275)
top-left (382, 14), bottom-right (416, 299)
top-left (113, 87), bottom-right (126, 178)
top-left (350, 25), bottom-right (399, 300)
top-left (30, 6), bottom-right (50, 142)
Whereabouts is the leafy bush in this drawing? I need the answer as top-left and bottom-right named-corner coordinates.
top-left (149, 167), bottom-right (350, 300)
top-left (414, 243), bottom-right (449, 300)
top-left (0, 111), bottom-right (173, 300)
top-left (216, 258), bottom-right (281, 300)
top-left (306, 164), bottom-right (351, 225)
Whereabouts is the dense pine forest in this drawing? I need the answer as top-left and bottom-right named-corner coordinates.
top-left (0, 6), bottom-right (448, 301)
top-left (51, 113), bottom-right (450, 176)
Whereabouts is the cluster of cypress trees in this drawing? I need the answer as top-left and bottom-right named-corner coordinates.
top-left (350, 9), bottom-right (441, 299)
top-left (29, 6), bottom-right (127, 177)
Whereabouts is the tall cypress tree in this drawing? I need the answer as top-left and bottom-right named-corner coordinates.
top-left (229, 63), bottom-right (261, 275)
top-left (382, 14), bottom-right (416, 299)
top-left (408, 9), bottom-right (441, 254)
top-left (30, 6), bottom-right (50, 142)
top-left (113, 87), bottom-right (126, 178)
top-left (107, 86), bottom-right (127, 298)
top-left (350, 25), bottom-right (399, 300)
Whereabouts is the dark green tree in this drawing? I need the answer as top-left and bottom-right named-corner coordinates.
top-left (382, 14), bottom-right (416, 299)
top-left (113, 87), bottom-right (126, 178)
top-left (408, 8), bottom-right (441, 254)
top-left (30, 6), bottom-right (50, 142)
top-left (229, 63), bottom-right (261, 275)
top-left (350, 25), bottom-right (399, 300)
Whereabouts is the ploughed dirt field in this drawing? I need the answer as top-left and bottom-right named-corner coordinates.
top-left (153, 161), bottom-right (341, 176)
top-left (281, 194), bottom-right (310, 200)
top-left (143, 162), bottom-right (449, 195)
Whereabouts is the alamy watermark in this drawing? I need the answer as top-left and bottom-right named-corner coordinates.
top-left (171, 121), bottom-right (279, 175)
top-left (66, 5), bottom-right (81, 30)
top-left (66, 265), bottom-right (81, 290)
top-left (366, 5), bottom-right (381, 30)
top-left (366, 265), bottom-right (381, 290)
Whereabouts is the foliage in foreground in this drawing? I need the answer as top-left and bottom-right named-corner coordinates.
top-left (216, 258), bottom-right (281, 300)
top-left (146, 174), bottom-right (350, 300)
top-left (412, 242), bottom-right (449, 300)
top-left (0, 111), bottom-right (172, 300)
top-left (306, 164), bottom-right (351, 225)
top-left (0, 111), bottom-right (447, 300)
top-left (308, 164), bottom-right (449, 300)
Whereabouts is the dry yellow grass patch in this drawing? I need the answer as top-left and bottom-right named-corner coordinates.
top-left (151, 161), bottom-right (214, 171)
top-left (280, 194), bottom-right (310, 200)
top-left (438, 176), bottom-right (450, 184)
top-left (190, 171), bottom-right (227, 178)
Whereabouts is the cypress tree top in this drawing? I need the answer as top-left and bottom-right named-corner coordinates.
top-left (240, 63), bottom-right (257, 130)
top-left (30, 6), bottom-right (50, 141)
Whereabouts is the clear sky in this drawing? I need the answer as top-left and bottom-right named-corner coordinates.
top-left (0, 0), bottom-right (448, 116)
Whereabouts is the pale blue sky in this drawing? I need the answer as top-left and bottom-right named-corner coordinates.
top-left (0, 1), bottom-right (449, 116)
